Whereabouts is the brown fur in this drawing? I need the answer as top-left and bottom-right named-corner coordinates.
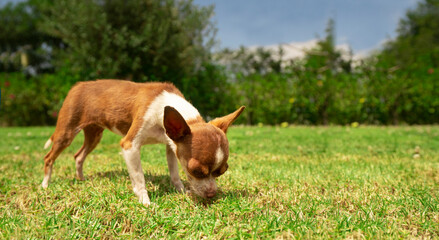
top-left (43, 79), bottom-right (245, 201)
top-left (166, 107), bottom-right (245, 180)
top-left (177, 123), bottom-right (229, 176)
top-left (44, 80), bottom-right (183, 177)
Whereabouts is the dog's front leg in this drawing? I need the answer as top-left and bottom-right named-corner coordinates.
top-left (166, 144), bottom-right (185, 192)
top-left (122, 146), bottom-right (150, 206)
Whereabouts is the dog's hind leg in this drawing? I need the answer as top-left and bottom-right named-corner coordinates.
top-left (42, 130), bottom-right (77, 188)
top-left (74, 125), bottom-right (104, 180)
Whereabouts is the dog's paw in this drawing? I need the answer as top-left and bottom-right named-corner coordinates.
top-left (174, 182), bottom-right (186, 193)
top-left (138, 191), bottom-right (151, 206)
top-left (76, 175), bottom-right (85, 181)
top-left (171, 179), bottom-right (186, 193)
top-left (41, 180), bottom-right (49, 189)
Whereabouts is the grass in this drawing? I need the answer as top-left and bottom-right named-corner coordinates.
top-left (0, 125), bottom-right (438, 239)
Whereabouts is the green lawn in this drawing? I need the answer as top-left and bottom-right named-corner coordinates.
top-left (1, 126), bottom-right (438, 239)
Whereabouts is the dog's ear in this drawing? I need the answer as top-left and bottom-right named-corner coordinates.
top-left (209, 106), bottom-right (245, 133)
top-left (164, 106), bottom-right (191, 141)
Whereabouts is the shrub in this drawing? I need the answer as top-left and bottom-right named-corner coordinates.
top-left (0, 69), bottom-right (80, 126)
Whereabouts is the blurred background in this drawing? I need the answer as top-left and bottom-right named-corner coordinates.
top-left (0, 0), bottom-right (438, 126)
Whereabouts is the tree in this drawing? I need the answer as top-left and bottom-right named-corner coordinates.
top-left (0, 1), bottom-right (60, 73)
top-left (293, 18), bottom-right (353, 125)
top-left (215, 46), bottom-right (286, 124)
top-left (373, 0), bottom-right (439, 124)
top-left (38, 0), bottom-right (216, 84)
top-left (385, 0), bottom-right (439, 69)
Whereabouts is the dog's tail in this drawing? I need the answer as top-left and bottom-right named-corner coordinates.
top-left (44, 136), bottom-right (53, 149)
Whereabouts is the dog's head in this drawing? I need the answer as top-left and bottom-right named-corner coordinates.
top-left (164, 106), bottom-right (245, 199)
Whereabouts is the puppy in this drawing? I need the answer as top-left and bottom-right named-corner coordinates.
top-left (42, 80), bottom-right (244, 206)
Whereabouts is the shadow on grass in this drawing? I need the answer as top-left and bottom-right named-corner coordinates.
top-left (85, 169), bottom-right (177, 193)
top-left (190, 188), bottom-right (253, 207)
top-left (92, 169), bottom-right (128, 180)
top-left (66, 169), bottom-right (249, 206)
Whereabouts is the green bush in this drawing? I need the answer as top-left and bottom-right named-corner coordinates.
top-left (0, 70), bottom-right (80, 126)
top-left (180, 63), bottom-right (237, 121)
top-left (1, 65), bottom-right (438, 126)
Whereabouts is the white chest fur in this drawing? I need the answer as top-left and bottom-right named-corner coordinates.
top-left (136, 91), bottom-right (200, 145)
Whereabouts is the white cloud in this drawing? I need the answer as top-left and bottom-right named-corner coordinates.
top-left (248, 39), bottom-right (363, 60)
top-left (255, 39), bottom-right (320, 59)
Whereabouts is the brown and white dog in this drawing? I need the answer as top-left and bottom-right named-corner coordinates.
top-left (42, 80), bottom-right (244, 206)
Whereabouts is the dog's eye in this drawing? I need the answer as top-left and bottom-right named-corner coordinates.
top-left (212, 163), bottom-right (228, 177)
top-left (191, 169), bottom-right (208, 179)
top-left (188, 159), bottom-right (209, 179)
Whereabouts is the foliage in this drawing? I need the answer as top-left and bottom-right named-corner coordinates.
top-left (0, 0), bottom-right (60, 73)
top-left (217, 19), bottom-right (361, 125)
top-left (216, 46), bottom-right (291, 125)
top-left (1, 0), bottom-right (439, 126)
top-left (0, 1), bottom-right (47, 52)
top-left (292, 19), bottom-right (353, 125)
top-left (1, 126), bottom-right (438, 238)
top-left (180, 63), bottom-right (235, 120)
top-left (212, 10), bottom-right (439, 125)
top-left (384, 0), bottom-right (439, 69)
top-left (0, 0), bottom-right (221, 126)
top-left (371, 0), bottom-right (439, 124)
top-left (0, 70), bottom-right (80, 126)
top-left (37, 0), bottom-right (216, 84)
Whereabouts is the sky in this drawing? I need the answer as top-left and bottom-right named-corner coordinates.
top-left (193, 0), bottom-right (420, 54)
top-left (1, 0), bottom-right (420, 55)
